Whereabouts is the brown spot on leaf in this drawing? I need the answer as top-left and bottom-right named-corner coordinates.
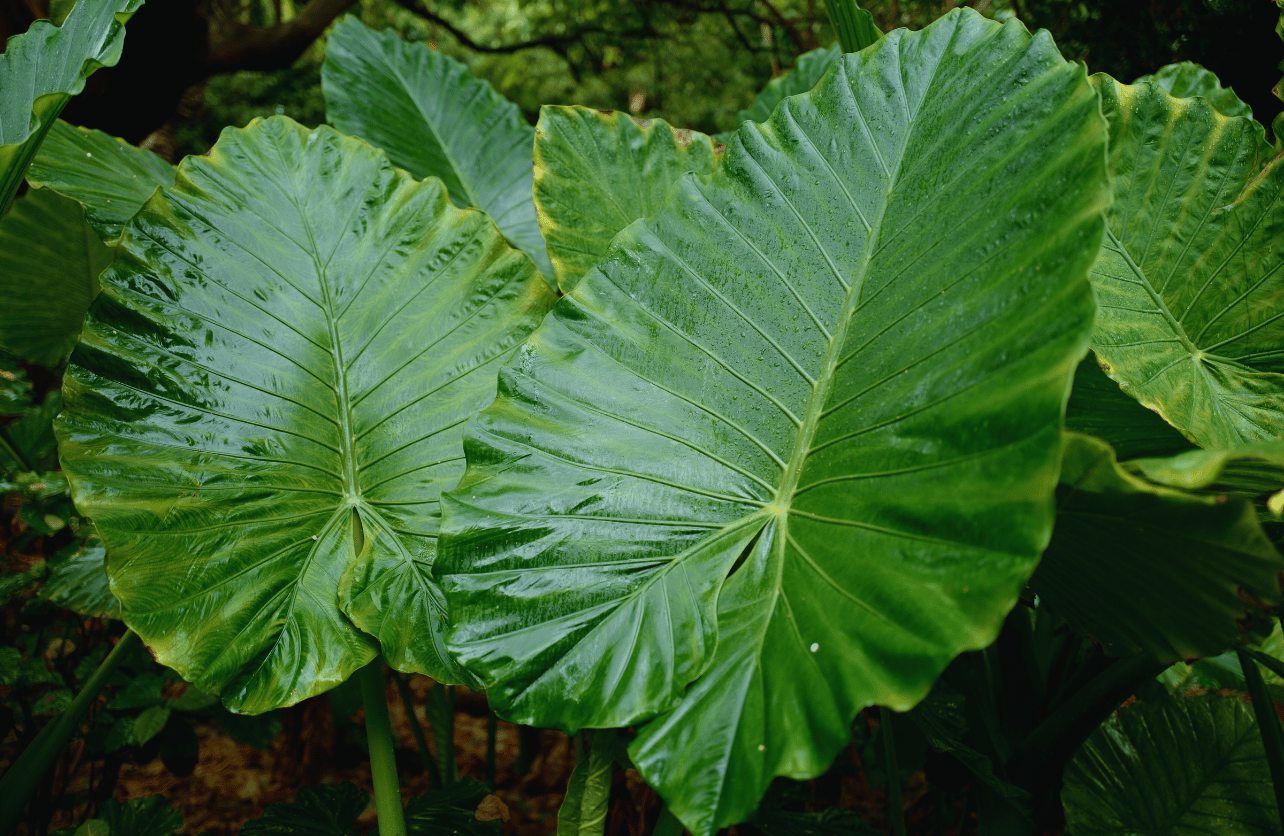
top-left (673, 128), bottom-right (693, 147)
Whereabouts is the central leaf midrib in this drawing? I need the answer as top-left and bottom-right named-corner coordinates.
top-left (293, 199), bottom-right (360, 505)
top-left (773, 140), bottom-right (902, 510)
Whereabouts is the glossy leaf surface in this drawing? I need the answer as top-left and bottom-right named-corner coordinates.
top-left (27, 119), bottom-right (174, 241)
top-left (0, 0), bottom-right (142, 218)
top-left (736, 45), bottom-right (840, 125)
top-left (532, 106), bottom-right (721, 291)
top-left (1030, 433), bottom-right (1282, 660)
top-left (0, 187), bottom-right (111, 365)
top-left (1088, 76), bottom-right (1284, 447)
top-left (1063, 695), bottom-right (1277, 835)
top-left (322, 17), bottom-right (552, 279)
top-left (1142, 61), bottom-right (1254, 119)
top-left (440, 11), bottom-right (1107, 833)
top-left (57, 117), bottom-right (555, 712)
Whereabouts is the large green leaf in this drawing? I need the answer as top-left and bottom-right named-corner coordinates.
top-left (56, 116), bottom-right (555, 712)
top-left (1029, 433), bottom-right (1282, 661)
top-left (1143, 61), bottom-right (1254, 119)
top-left (0, 187), bottom-right (112, 365)
top-left (439, 10), bottom-right (1107, 833)
top-left (532, 106), bottom-right (722, 291)
top-left (737, 45), bottom-right (841, 125)
top-left (1088, 76), bottom-right (1284, 448)
top-left (0, 0), bottom-right (143, 218)
top-left (1063, 695), bottom-right (1278, 835)
top-left (27, 119), bottom-right (175, 241)
top-left (321, 17), bottom-right (553, 280)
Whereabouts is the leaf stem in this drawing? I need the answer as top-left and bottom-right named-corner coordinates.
top-left (391, 670), bottom-right (442, 788)
top-left (0, 629), bottom-right (137, 836)
top-left (425, 682), bottom-right (457, 785)
top-left (1237, 648), bottom-right (1284, 834)
top-left (360, 660), bottom-right (407, 836)
top-left (881, 707), bottom-right (906, 836)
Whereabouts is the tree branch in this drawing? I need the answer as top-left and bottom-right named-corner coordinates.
top-left (205, 0), bottom-right (356, 74)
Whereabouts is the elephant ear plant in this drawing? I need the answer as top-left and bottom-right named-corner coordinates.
top-left (437, 9), bottom-right (1109, 833)
top-left (4, 3), bottom-right (1284, 835)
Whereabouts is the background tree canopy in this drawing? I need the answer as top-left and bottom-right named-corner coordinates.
top-left (1, 0), bottom-right (1279, 160)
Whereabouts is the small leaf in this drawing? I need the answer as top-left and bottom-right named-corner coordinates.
top-left (129, 706), bottom-right (171, 745)
top-left (241, 784), bottom-right (369, 836)
top-left (27, 119), bottom-right (175, 242)
top-left (322, 17), bottom-right (553, 279)
top-left (533, 106), bottom-right (722, 291)
top-left (1063, 695), bottom-right (1278, 835)
top-left (1030, 433), bottom-right (1284, 661)
top-left (0, 188), bottom-right (111, 365)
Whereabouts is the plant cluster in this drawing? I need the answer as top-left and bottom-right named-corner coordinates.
top-left (2, 1), bottom-right (1284, 834)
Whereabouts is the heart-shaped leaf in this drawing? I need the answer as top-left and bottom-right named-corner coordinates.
top-left (439, 10), bottom-right (1108, 832)
top-left (532, 106), bottom-right (722, 291)
top-left (57, 117), bottom-right (555, 712)
top-left (322, 17), bottom-right (552, 280)
top-left (1088, 75), bottom-right (1284, 447)
top-left (0, 0), bottom-right (143, 218)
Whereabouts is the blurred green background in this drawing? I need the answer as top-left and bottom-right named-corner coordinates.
top-left (7, 0), bottom-right (1282, 163)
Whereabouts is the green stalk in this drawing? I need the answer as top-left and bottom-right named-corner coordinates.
top-left (485, 709), bottom-right (498, 787)
top-left (881, 707), bottom-right (906, 836)
top-left (1238, 648), bottom-right (1284, 835)
top-left (0, 630), bottom-right (138, 836)
top-left (425, 682), bottom-right (457, 785)
top-left (360, 660), bottom-right (407, 836)
top-left (392, 671), bottom-right (442, 788)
